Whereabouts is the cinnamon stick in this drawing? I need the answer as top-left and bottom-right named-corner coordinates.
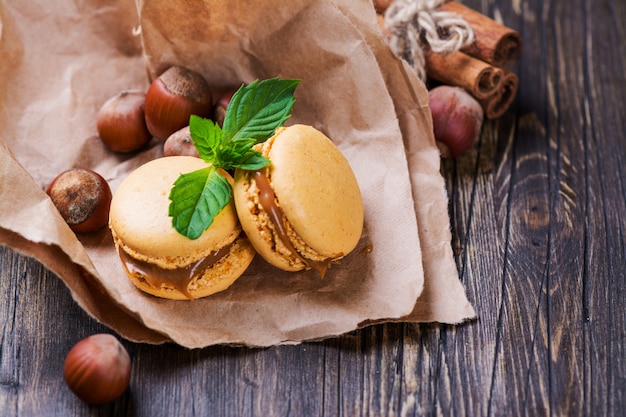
top-left (437, 1), bottom-right (522, 68)
top-left (478, 70), bottom-right (518, 119)
top-left (425, 50), bottom-right (504, 100)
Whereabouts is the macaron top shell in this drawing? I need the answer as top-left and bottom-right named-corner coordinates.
top-left (109, 156), bottom-right (239, 267)
top-left (261, 124), bottom-right (363, 258)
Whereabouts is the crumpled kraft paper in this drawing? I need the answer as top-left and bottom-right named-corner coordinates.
top-left (0, 0), bottom-right (475, 348)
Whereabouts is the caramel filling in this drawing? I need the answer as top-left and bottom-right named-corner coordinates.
top-left (119, 243), bottom-right (232, 300)
top-left (254, 169), bottom-right (335, 277)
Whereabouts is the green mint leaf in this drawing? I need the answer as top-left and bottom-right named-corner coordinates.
top-left (222, 78), bottom-right (300, 143)
top-left (234, 151), bottom-right (270, 170)
top-left (170, 77), bottom-right (300, 239)
top-left (168, 166), bottom-right (232, 240)
top-left (217, 137), bottom-right (256, 161)
top-left (189, 115), bottom-right (222, 164)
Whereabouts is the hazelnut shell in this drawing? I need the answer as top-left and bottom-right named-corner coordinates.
top-left (163, 125), bottom-right (200, 157)
top-left (211, 89), bottom-right (236, 127)
top-left (144, 66), bottom-right (213, 140)
top-left (429, 86), bottom-right (484, 158)
top-left (63, 334), bottom-right (131, 405)
top-left (46, 168), bottom-right (112, 233)
top-left (96, 90), bottom-right (152, 153)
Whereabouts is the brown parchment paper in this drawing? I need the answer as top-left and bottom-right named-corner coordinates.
top-left (0, 0), bottom-right (475, 348)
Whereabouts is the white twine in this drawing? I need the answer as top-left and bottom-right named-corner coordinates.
top-left (384, 0), bottom-right (475, 81)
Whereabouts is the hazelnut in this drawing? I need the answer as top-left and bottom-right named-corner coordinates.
top-left (144, 66), bottom-right (213, 140)
top-left (163, 125), bottom-right (199, 158)
top-left (46, 168), bottom-right (112, 233)
top-left (211, 89), bottom-right (236, 127)
top-left (373, 0), bottom-right (393, 13)
top-left (428, 85), bottom-right (484, 158)
top-left (63, 334), bottom-right (131, 405)
top-left (96, 90), bottom-right (152, 153)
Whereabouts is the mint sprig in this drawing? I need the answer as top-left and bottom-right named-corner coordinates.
top-left (168, 77), bottom-right (300, 239)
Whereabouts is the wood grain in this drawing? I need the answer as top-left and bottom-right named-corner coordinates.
top-left (2, 0), bottom-right (626, 415)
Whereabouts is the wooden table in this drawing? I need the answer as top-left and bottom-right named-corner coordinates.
top-left (2, 0), bottom-right (625, 415)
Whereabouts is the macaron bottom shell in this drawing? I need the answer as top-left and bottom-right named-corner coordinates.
top-left (233, 169), bottom-right (312, 273)
top-left (115, 233), bottom-right (256, 300)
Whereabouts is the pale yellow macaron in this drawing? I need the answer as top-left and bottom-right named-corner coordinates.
top-left (109, 156), bottom-right (255, 300)
top-left (233, 124), bottom-right (364, 276)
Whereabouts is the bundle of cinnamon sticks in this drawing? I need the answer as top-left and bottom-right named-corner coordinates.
top-left (377, 1), bottom-right (522, 119)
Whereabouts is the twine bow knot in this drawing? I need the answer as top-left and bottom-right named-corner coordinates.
top-left (384, 0), bottom-right (475, 81)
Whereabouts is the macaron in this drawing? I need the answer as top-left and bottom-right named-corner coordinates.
top-left (109, 156), bottom-right (255, 300)
top-left (233, 124), bottom-right (364, 276)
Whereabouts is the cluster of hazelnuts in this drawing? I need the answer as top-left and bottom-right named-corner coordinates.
top-left (46, 66), bottom-right (230, 237)
top-left (96, 65), bottom-right (232, 155)
top-left (48, 66), bottom-right (230, 406)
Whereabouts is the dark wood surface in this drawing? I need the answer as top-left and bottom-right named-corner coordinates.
top-left (2, 0), bottom-right (626, 415)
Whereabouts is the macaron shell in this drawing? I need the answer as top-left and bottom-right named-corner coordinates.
top-left (123, 236), bottom-right (256, 300)
top-left (267, 125), bottom-right (364, 257)
top-left (233, 169), bottom-right (306, 272)
top-left (109, 156), bottom-right (239, 266)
